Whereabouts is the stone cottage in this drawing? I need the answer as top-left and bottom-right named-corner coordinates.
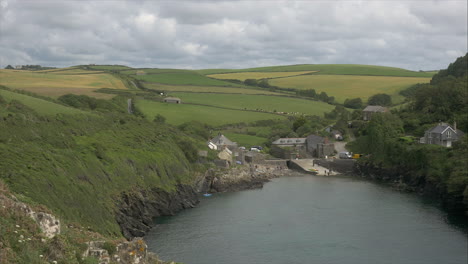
top-left (420, 123), bottom-right (464, 147)
top-left (362, 105), bottom-right (388, 121)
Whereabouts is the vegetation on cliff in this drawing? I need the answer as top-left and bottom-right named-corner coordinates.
top-left (0, 92), bottom-right (208, 240)
top-left (349, 54), bottom-right (468, 215)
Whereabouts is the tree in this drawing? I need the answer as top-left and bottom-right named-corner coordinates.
top-left (244, 79), bottom-right (258, 86)
top-left (4, 65), bottom-right (14, 69)
top-left (344, 98), bottom-right (363, 109)
top-left (368, 93), bottom-right (392, 106)
top-left (153, 114), bottom-right (166, 124)
top-left (293, 116), bottom-right (307, 131)
top-left (258, 79), bottom-right (270, 88)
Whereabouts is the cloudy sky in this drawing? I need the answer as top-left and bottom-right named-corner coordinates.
top-left (0, 0), bottom-right (466, 70)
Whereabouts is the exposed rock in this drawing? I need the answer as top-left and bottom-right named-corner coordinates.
top-left (83, 238), bottom-right (167, 264)
top-left (115, 184), bottom-right (199, 240)
top-left (0, 194), bottom-right (61, 239)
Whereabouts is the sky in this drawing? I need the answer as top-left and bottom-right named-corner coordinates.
top-left (0, 0), bottom-right (466, 71)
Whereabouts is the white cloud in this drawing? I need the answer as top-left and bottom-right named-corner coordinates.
top-left (0, 0), bottom-right (466, 70)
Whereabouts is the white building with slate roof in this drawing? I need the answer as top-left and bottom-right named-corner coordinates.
top-left (420, 123), bottom-right (464, 147)
top-left (208, 133), bottom-right (237, 150)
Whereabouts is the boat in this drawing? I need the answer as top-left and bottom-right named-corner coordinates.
top-left (203, 193), bottom-right (212, 197)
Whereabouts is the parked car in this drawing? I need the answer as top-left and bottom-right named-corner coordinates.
top-left (338, 152), bottom-right (352, 159)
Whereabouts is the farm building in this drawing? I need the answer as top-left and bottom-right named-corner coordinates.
top-left (136, 70), bottom-right (146, 75)
top-left (362, 105), bottom-right (388, 121)
top-left (420, 122), bottom-right (464, 147)
top-left (163, 97), bottom-right (181, 104)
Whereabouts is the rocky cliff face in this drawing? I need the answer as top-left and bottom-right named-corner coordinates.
top-left (355, 161), bottom-right (466, 215)
top-left (115, 184), bottom-right (199, 240)
top-left (115, 162), bottom-right (291, 239)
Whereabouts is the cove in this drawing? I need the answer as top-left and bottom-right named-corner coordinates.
top-left (145, 175), bottom-right (468, 264)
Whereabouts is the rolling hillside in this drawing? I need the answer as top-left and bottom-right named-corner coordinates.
top-left (0, 89), bottom-right (88, 116)
top-left (135, 99), bottom-right (286, 126)
top-left (197, 64), bottom-right (436, 77)
top-left (0, 68), bottom-right (128, 99)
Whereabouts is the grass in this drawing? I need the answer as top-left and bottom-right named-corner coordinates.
top-left (197, 64), bottom-right (436, 77)
top-left (87, 65), bottom-right (132, 70)
top-left (136, 99), bottom-right (286, 126)
top-left (133, 72), bottom-right (244, 87)
top-left (207, 71), bottom-right (317, 81)
top-left (269, 75), bottom-right (431, 103)
top-left (169, 92), bottom-right (336, 116)
top-left (119, 68), bottom-right (190, 75)
top-left (0, 89), bottom-right (87, 115)
top-left (0, 69), bottom-right (127, 98)
top-left (143, 83), bottom-right (283, 95)
top-left (221, 132), bottom-right (267, 147)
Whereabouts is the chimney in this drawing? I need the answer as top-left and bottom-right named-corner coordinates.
top-left (453, 121), bottom-right (457, 131)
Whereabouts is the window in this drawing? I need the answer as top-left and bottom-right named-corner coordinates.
top-left (447, 130), bottom-right (451, 138)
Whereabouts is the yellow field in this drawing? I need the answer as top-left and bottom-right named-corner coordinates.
top-left (269, 74), bottom-right (431, 103)
top-left (0, 70), bottom-right (127, 98)
top-left (207, 71), bottom-right (317, 81)
top-left (144, 83), bottom-right (284, 95)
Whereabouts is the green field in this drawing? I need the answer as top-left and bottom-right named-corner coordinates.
top-left (221, 132), bottom-right (267, 147)
top-left (0, 89), bottom-right (87, 115)
top-left (134, 72), bottom-right (243, 87)
top-left (207, 71), bottom-right (317, 81)
top-left (87, 65), bottom-right (132, 70)
top-left (197, 64), bottom-right (436, 77)
top-left (169, 92), bottom-right (336, 115)
top-left (0, 69), bottom-right (127, 98)
top-left (269, 75), bottom-right (431, 103)
top-left (119, 68), bottom-right (190, 75)
top-left (136, 99), bottom-right (285, 126)
top-left (144, 83), bottom-right (282, 95)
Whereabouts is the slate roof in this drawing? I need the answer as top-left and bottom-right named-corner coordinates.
top-left (363, 105), bottom-right (387, 112)
top-left (210, 134), bottom-right (236, 146)
top-left (272, 138), bottom-right (307, 145)
top-left (427, 123), bottom-right (452, 134)
top-left (306, 134), bottom-right (325, 145)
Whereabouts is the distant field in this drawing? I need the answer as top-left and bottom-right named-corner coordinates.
top-left (269, 75), bottom-right (431, 103)
top-left (136, 99), bottom-right (285, 126)
top-left (0, 89), bottom-right (87, 115)
top-left (207, 71), bottom-right (317, 81)
top-left (87, 65), bottom-right (132, 70)
top-left (197, 64), bottom-right (436, 77)
top-left (120, 68), bottom-right (190, 75)
top-left (170, 92), bottom-right (336, 115)
top-left (144, 83), bottom-right (282, 95)
top-left (0, 69), bottom-right (127, 98)
top-left (134, 72), bottom-right (243, 87)
top-left (221, 132), bottom-right (267, 147)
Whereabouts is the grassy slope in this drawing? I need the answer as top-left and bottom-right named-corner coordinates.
top-left (170, 92), bottom-right (335, 115)
top-left (197, 64), bottom-right (435, 77)
top-left (0, 89), bottom-right (87, 115)
top-left (270, 75), bottom-right (431, 103)
top-left (221, 132), bottom-right (267, 147)
top-left (136, 99), bottom-right (285, 126)
top-left (0, 69), bottom-right (127, 98)
top-left (133, 72), bottom-right (243, 87)
top-left (144, 83), bottom-right (282, 95)
top-left (0, 111), bottom-right (197, 237)
top-left (207, 71), bottom-right (317, 81)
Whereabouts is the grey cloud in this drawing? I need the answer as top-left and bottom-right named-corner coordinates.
top-left (0, 0), bottom-right (466, 70)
